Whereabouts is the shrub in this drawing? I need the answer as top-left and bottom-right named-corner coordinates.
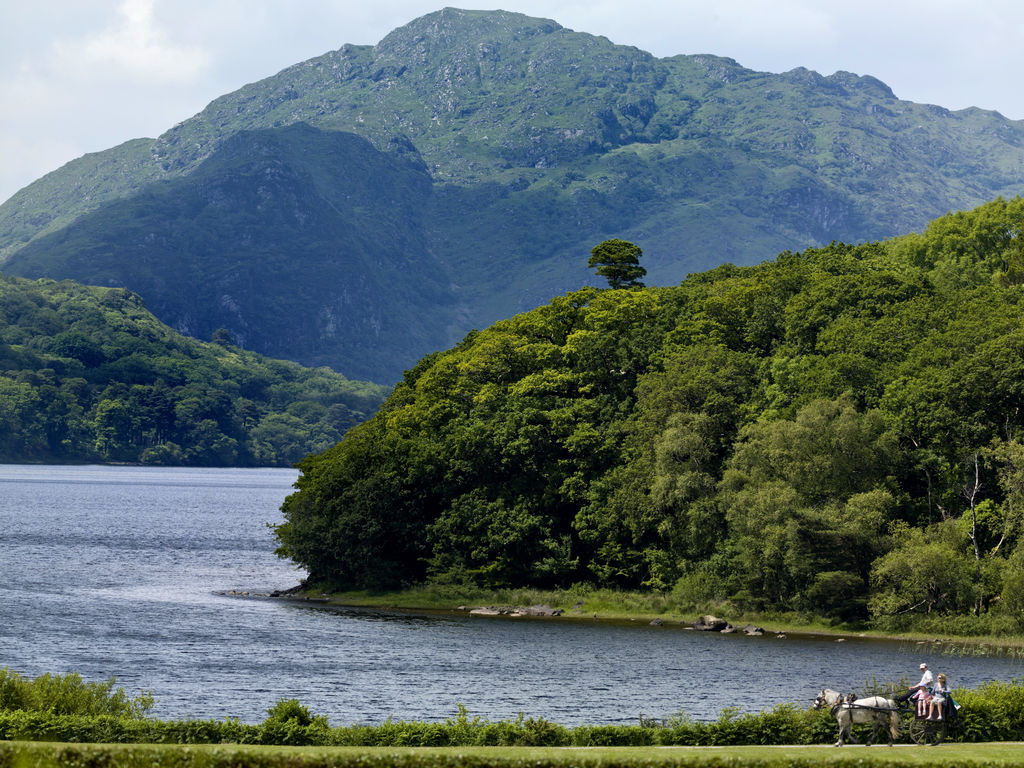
top-left (261, 699), bottom-right (330, 746)
top-left (0, 669), bottom-right (153, 718)
top-left (264, 698), bottom-right (315, 727)
top-left (954, 678), bottom-right (1024, 742)
top-left (572, 724), bottom-right (655, 746)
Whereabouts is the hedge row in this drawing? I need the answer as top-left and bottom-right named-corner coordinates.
top-left (1, 680), bottom-right (1023, 748)
top-left (0, 707), bottom-right (837, 748)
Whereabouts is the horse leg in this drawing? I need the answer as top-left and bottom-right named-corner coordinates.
top-left (837, 714), bottom-right (859, 746)
top-left (871, 713), bottom-right (893, 746)
top-left (845, 719), bottom-right (859, 745)
top-left (834, 714), bottom-right (847, 746)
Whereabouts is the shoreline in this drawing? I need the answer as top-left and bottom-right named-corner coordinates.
top-left (223, 585), bottom-right (1024, 656)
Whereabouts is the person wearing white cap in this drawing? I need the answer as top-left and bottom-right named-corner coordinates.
top-left (895, 663), bottom-right (934, 703)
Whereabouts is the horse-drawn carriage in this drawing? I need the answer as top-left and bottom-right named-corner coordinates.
top-left (813, 688), bottom-right (957, 746)
top-left (902, 693), bottom-right (956, 745)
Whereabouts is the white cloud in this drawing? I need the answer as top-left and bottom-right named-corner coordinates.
top-left (56, 0), bottom-right (210, 83)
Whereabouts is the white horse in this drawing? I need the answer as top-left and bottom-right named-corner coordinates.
top-left (813, 688), bottom-right (900, 746)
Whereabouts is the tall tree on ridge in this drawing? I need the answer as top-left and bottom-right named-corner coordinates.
top-left (588, 239), bottom-right (647, 289)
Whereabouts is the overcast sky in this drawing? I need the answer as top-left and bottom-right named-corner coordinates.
top-left (3, 0), bottom-right (1023, 204)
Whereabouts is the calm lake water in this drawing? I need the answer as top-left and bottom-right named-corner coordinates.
top-left (2, 464), bottom-right (1022, 725)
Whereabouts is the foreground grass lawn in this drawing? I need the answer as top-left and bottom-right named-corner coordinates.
top-left (4, 741), bottom-right (1024, 768)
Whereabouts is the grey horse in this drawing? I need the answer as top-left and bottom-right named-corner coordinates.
top-left (814, 688), bottom-right (900, 746)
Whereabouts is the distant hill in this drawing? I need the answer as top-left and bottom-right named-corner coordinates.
top-left (2, 126), bottom-right (451, 383)
top-left (0, 275), bottom-right (388, 466)
top-left (3, 8), bottom-right (1024, 383)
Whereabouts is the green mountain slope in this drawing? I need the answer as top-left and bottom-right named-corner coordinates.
top-left (4, 125), bottom-right (452, 383)
top-left (274, 197), bottom-right (1024, 632)
top-left (0, 274), bottom-right (388, 465)
top-left (3, 8), bottom-right (1024, 382)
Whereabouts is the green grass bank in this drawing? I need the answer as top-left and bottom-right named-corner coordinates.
top-left (288, 586), bottom-right (1024, 655)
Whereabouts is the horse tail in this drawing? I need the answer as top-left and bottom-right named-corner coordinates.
top-left (889, 710), bottom-right (900, 740)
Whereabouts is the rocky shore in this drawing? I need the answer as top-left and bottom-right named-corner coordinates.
top-left (221, 589), bottom-right (783, 636)
top-left (462, 604), bottom-right (564, 617)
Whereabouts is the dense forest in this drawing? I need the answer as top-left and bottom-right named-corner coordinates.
top-left (0, 276), bottom-right (387, 466)
top-left (275, 197), bottom-right (1024, 631)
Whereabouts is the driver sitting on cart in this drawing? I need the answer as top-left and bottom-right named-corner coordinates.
top-left (895, 662), bottom-right (934, 705)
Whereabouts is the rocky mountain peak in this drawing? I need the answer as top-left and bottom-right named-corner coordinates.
top-left (374, 7), bottom-right (563, 60)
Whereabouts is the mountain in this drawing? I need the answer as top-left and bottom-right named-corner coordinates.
top-left (0, 274), bottom-right (388, 466)
top-left (1, 126), bottom-right (450, 382)
top-left (3, 8), bottom-right (1024, 383)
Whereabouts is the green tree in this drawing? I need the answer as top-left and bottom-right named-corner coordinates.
top-left (723, 396), bottom-right (896, 505)
top-left (587, 239), bottom-right (646, 289)
top-left (718, 398), bottom-right (896, 611)
top-left (210, 327), bottom-right (236, 346)
top-left (0, 378), bottom-right (46, 458)
top-left (93, 398), bottom-right (133, 460)
top-left (998, 545), bottom-right (1024, 628)
top-left (869, 520), bottom-right (977, 620)
top-left (987, 438), bottom-right (1024, 555)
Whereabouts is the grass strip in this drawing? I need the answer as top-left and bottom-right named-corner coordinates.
top-left (4, 741), bottom-right (1024, 768)
top-left (295, 586), bottom-right (1024, 654)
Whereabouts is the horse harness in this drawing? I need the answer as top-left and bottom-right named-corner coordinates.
top-left (829, 700), bottom-right (897, 716)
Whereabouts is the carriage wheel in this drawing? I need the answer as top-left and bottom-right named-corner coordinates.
top-left (905, 712), bottom-right (921, 741)
top-left (908, 717), bottom-right (946, 745)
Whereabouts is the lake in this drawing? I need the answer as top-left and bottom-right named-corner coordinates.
top-left (1, 463), bottom-right (1021, 725)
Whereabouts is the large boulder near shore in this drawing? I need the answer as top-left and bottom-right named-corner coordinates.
top-left (694, 615), bottom-right (730, 631)
top-left (469, 606), bottom-right (504, 616)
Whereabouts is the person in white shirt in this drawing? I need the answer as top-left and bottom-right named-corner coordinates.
top-left (895, 663), bottom-right (934, 703)
top-left (915, 663), bottom-right (935, 689)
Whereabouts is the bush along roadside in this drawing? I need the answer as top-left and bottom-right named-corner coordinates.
top-left (0, 695), bottom-right (1009, 747)
top-left (0, 705), bottom-right (833, 747)
top-left (3, 672), bottom-right (1024, 747)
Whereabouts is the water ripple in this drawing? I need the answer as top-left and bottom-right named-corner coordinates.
top-left (2, 464), bottom-right (1022, 725)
